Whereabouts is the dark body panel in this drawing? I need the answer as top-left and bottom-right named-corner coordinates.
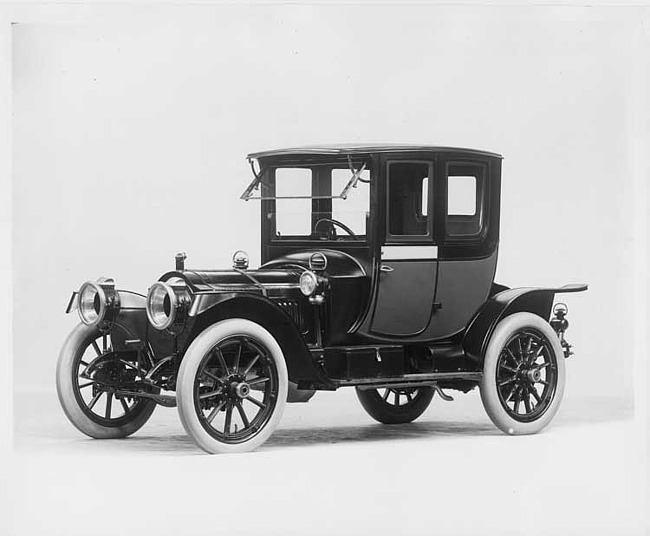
top-left (369, 260), bottom-right (437, 337)
top-left (429, 249), bottom-right (498, 339)
top-left (261, 249), bottom-right (371, 345)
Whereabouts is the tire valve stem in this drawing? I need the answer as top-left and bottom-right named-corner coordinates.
top-left (550, 303), bottom-right (573, 359)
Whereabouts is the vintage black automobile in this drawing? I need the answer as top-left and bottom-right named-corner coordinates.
top-left (57, 144), bottom-right (587, 453)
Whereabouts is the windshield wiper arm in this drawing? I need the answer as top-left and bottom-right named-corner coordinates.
top-left (339, 156), bottom-right (368, 200)
top-left (240, 159), bottom-right (266, 201)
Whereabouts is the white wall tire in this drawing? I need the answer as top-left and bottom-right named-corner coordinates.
top-left (480, 312), bottom-right (566, 435)
top-left (56, 323), bottom-right (157, 439)
top-left (176, 319), bottom-right (288, 454)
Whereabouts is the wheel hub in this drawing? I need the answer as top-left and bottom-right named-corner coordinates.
top-left (526, 368), bottom-right (542, 383)
top-left (231, 381), bottom-right (250, 399)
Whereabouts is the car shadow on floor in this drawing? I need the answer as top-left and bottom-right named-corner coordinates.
top-left (52, 420), bottom-right (500, 456)
top-left (265, 420), bottom-right (500, 450)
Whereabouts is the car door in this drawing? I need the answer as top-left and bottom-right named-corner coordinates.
top-left (369, 158), bottom-right (438, 337)
top-left (428, 158), bottom-right (498, 339)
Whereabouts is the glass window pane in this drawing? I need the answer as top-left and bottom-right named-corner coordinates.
top-left (448, 176), bottom-right (476, 215)
top-left (446, 163), bottom-right (484, 238)
top-left (331, 168), bottom-right (370, 236)
top-left (275, 168), bottom-right (311, 236)
top-left (387, 162), bottom-right (430, 236)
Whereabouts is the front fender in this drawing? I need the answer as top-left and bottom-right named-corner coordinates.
top-left (183, 293), bottom-right (331, 387)
top-left (463, 283), bottom-right (588, 363)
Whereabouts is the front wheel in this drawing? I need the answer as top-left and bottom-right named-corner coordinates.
top-left (356, 386), bottom-right (434, 424)
top-left (176, 319), bottom-right (288, 454)
top-left (56, 323), bottom-right (157, 439)
top-left (480, 312), bottom-right (566, 435)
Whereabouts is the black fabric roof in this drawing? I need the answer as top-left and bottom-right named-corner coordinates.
top-left (247, 143), bottom-right (502, 160)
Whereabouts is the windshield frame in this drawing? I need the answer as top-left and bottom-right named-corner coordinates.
top-left (256, 158), bottom-right (374, 244)
top-left (241, 156), bottom-right (369, 201)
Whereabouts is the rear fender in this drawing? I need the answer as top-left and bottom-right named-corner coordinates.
top-left (185, 293), bottom-right (329, 386)
top-left (463, 284), bottom-right (588, 363)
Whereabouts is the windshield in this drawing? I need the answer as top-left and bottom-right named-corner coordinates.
top-left (266, 163), bottom-right (371, 241)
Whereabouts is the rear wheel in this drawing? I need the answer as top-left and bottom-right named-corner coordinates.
top-left (480, 312), bottom-right (565, 435)
top-left (356, 386), bottom-right (434, 424)
top-left (176, 319), bottom-right (288, 454)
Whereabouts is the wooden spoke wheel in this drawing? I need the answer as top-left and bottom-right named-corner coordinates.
top-left (176, 319), bottom-right (288, 454)
top-left (480, 312), bottom-right (565, 435)
top-left (56, 323), bottom-right (157, 439)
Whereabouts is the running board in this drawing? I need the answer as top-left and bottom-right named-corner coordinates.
top-left (336, 371), bottom-right (482, 389)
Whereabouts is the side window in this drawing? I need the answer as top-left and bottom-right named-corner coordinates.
top-left (446, 163), bottom-right (486, 238)
top-left (386, 161), bottom-right (432, 240)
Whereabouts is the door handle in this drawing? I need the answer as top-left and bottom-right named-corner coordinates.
top-left (380, 265), bottom-right (394, 273)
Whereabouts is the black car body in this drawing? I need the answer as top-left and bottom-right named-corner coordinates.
top-left (57, 144), bottom-right (587, 453)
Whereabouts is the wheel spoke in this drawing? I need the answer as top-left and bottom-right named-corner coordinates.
top-left (513, 387), bottom-right (522, 413)
top-left (382, 389), bottom-right (390, 401)
top-left (538, 379), bottom-right (549, 386)
top-left (517, 338), bottom-right (525, 360)
top-left (88, 391), bottom-right (103, 410)
top-left (241, 354), bottom-right (260, 377)
top-left (406, 391), bottom-right (413, 402)
top-left (233, 341), bottom-right (243, 373)
top-left (505, 348), bottom-right (520, 365)
top-left (224, 403), bottom-right (233, 435)
top-left (534, 362), bottom-right (551, 371)
top-left (393, 390), bottom-right (399, 406)
top-left (522, 385), bottom-right (532, 413)
top-left (214, 347), bottom-right (228, 375)
top-left (202, 369), bottom-right (225, 385)
top-left (498, 377), bottom-right (516, 388)
top-left (235, 401), bottom-right (250, 428)
top-left (533, 344), bottom-right (545, 359)
top-left (199, 388), bottom-right (223, 400)
top-left (525, 336), bottom-right (533, 360)
top-left (91, 341), bottom-right (102, 356)
top-left (245, 395), bottom-right (266, 409)
top-left (248, 376), bottom-right (270, 386)
top-left (529, 384), bottom-right (542, 404)
top-left (102, 334), bottom-right (108, 352)
top-left (105, 392), bottom-right (113, 419)
top-left (120, 397), bottom-right (130, 413)
top-left (504, 383), bottom-right (518, 403)
top-left (500, 364), bottom-right (518, 374)
top-left (206, 399), bottom-right (226, 424)
top-left (80, 359), bottom-right (90, 367)
top-left (78, 382), bottom-right (94, 389)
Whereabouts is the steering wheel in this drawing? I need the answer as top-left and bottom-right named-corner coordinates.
top-left (313, 218), bottom-right (359, 241)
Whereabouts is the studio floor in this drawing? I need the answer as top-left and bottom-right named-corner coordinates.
top-left (9, 389), bottom-right (646, 536)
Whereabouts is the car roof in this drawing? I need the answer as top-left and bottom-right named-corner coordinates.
top-left (247, 143), bottom-right (503, 160)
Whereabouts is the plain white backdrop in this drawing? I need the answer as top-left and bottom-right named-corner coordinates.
top-left (3, 3), bottom-right (649, 536)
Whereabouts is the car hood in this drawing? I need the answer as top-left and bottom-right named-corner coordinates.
top-left (160, 268), bottom-right (302, 293)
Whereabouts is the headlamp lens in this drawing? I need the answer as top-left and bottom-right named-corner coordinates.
top-left (78, 282), bottom-right (105, 325)
top-left (147, 282), bottom-right (176, 330)
top-left (299, 271), bottom-right (318, 296)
